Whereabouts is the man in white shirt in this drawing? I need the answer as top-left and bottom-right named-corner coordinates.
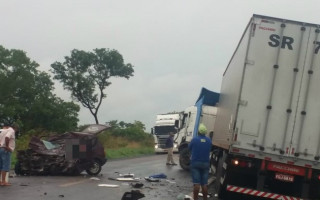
top-left (0, 123), bottom-right (19, 186)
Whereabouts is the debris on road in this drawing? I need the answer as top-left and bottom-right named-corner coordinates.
top-left (176, 193), bottom-right (193, 200)
top-left (131, 182), bottom-right (144, 188)
top-left (98, 184), bottom-right (119, 188)
top-left (144, 177), bottom-right (160, 182)
top-left (121, 190), bottom-right (145, 200)
top-left (198, 192), bottom-right (212, 198)
top-left (119, 173), bottom-right (135, 178)
top-left (90, 177), bottom-right (101, 181)
top-left (148, 173), bottom-right (167, 179)
top-left (165, 179), bottom-right (176, 184)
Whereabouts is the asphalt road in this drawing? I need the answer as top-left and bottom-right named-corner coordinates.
top-left (0, 154), bottom-right (218, 200)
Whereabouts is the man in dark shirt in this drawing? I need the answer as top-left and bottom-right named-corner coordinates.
top-left (189, 123), bottom-right (212, 200)
top-left (165, 132), bottom-right (177, 165)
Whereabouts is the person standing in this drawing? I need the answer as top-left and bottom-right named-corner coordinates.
top-left (189, 123), bottom-right (212, 200)
top-left (0, 123), bottom-right (18, 186)
top-left (165, 132), bottom-right (177, 165)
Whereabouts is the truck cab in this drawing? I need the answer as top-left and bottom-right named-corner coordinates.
top-left (152, 113), bottom-right (183, 153)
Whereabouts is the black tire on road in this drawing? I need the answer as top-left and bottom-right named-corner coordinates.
top-left (179, 148), bottom-right (190, 170)
top-left (86, 160), bottom-right (102, 176)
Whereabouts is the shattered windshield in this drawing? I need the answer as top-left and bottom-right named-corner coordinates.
top-left (42, 140), bottom-right (59, 150)
top-left (154, 126), bottom-right (176, 135)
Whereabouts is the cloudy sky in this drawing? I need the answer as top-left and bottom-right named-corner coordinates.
top-left (1, 0), bottom-right (320, 131)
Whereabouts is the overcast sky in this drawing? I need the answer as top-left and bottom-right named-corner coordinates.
top-left (1, 0), bottom-right (320, 131)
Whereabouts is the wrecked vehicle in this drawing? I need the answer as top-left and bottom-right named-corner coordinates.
top-left (15, 124), bottom-right (110, 176)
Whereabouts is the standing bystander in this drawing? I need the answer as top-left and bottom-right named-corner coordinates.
top-left (165, 132), bottom-right (177, 165)
top-left (0, 123), bottom-right (19, 186)
top-left (189, 123), bottom-right (212, 200)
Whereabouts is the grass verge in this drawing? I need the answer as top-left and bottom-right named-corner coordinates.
top-left (106, 147), bottom-right (154, 159)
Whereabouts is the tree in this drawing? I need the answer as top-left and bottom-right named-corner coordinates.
top-left (51, 48), bottom-right (134, 124)
top-left (0, 45), bottom-right (80, 132)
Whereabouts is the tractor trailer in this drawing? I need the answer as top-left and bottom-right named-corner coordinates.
top-left (177, 87), bottom-right (219, 170)
top-left (152, 112), bottom-right (183, 153)
top-left (212, 14), bottom-right (320, 199)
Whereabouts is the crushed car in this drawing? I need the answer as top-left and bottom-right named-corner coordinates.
top-left (15, 124), bottom-right (110, 176)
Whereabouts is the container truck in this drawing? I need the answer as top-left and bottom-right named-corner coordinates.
top-left (177, 87), bottom-right (219, 170)
top-left (151, 112), bottom-right (183, 153)
top-left (213, 14), bottom-right (320, 199)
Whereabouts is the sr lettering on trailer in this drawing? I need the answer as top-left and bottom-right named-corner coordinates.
top-left (268, 33), bottom-right (320, 54)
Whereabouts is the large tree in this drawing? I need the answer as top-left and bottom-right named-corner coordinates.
top-left (51, 48), bottom-right (134, 124)
top-left (0, 45), bottom-right (80, 132)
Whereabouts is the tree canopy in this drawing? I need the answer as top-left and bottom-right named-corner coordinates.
top-left (0, 45), bottom-right (80, 133)
top-left (106, 120), bottom-right (150, 141)
top-left (51, 48), bottom-right (134, 124)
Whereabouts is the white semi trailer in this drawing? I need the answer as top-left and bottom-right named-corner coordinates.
top-left (213, 14), bottom-right (320, 199)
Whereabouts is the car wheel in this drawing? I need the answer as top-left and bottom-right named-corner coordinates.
top-left (86, 160), bottom-right (102, 176)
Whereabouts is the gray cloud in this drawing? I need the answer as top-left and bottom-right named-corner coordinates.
top-left (1, 0), bottom-right (319, 131)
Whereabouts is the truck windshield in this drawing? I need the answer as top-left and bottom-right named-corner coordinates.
top-left (154, 126), bottom-right (176, 135)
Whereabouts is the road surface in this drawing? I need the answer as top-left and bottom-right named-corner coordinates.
top-left (0, 154), bottom-right (218, 200)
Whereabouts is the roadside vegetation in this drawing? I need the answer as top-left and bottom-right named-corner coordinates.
top-left (0, 45), bottom-right (152, 169)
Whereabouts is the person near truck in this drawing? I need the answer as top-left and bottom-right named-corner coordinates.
top-left (0, 123), bottom-right (18, 186)
top-left (165, 132), bottom-right (177, 165)
top-left (189, 123), bottom-right (212, 200)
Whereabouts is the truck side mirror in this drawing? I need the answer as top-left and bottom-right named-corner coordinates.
top-left (151, 128), bottom-right (154, 135)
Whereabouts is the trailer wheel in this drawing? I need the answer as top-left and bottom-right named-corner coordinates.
top-left (210, 151), bottom-right (219, 176)
top-left (179, 148), bottom-right (190, 170)
top-left (214, 151), bottom-right (230, 199)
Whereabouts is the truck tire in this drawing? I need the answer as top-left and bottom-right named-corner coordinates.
top-left (210, 150), bottom-right (220, 176)
top-left (214, 151), bottom-right (230, 199)
top-left (86, 160), bottom-right (102, 176)
top-left (179, 148), bottom-right (190, 170)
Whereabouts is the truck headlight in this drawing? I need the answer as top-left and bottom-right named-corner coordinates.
top-left (155, 144), bottom-right (158, 149)
top-left (174, 144), bottom-right (177, 148)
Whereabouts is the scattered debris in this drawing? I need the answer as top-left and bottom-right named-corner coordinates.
top-left (165, 179), bottom-right (176, 184)
top-left (144, 177), bottom-right (160, 182)
top-left (131, 182), bottom-right (144, 188)
top-left (198, 192), bottom-right (212, 198)
top-left (19, 183), bottom-right (29, 186)
top-left (121, 190), bottom-right (145, 200)
top-left (98, 184), bottom-right (119, 188)
top-left (90, 177), bottom-right (100, 181)
top-left (58, 194), bottom-right (64, 198)
top-left (119, 173), bottom-right (134, 178)
top-left (144, 186), bottom-right (155, 189)
top-left (176, 193), bottom-right (193, 200)
top-left (149, 173), bottom-right (167, 179)
top-left (108, 177), bottom-right (140, 182)
top-left (184, 195), bottom-right (193, 200)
